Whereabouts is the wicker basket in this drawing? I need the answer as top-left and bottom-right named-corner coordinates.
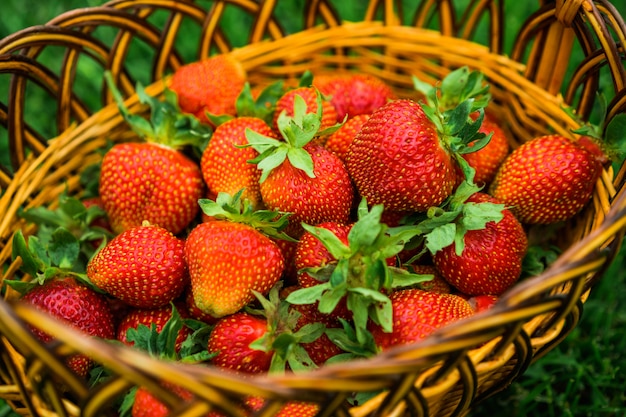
top-left (1, 1), bottom-right (625, 416)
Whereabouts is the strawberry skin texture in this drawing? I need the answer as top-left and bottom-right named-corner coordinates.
top-left (314, 73), bottom-right (396, 122)
top-left (207, 312), bottom-right (274, 374)
top-left (87, 224), bottom-right (188, 308)
top-left (433, 193), bottom-right (528, 296)
top-left (260, 143), bottom-right (354, 237)
top-left (184, 221), bottom-right (285, 318)
top-left (21, 278), bottom-right (115, 377)
top-left (346, 99), bottom-right (458, 212)
top-left (132, 383), bottom-right (228, 417)
top-left (369, 288), bottom-right (474, 350)
top-left (490, 134), bottom-right (605, 224)
top-left (273, 86), bottom-right (338, 132)
top-left (169, 54), bottom-right (246, 124)
top-left (201, 117), bottom-right (275, 208)
top-left (99, 142), bottom-right (204, 235)
top-left (325, 113), bottom-right (370, 161)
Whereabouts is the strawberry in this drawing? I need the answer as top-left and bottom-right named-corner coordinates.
top-left (275, 401), bottom-right (320, 416)
top-left (20, 278), bottom-right (115, 377)
top-left (245, 92), bottom-right (353, 237)
top-left (467, 294), bottom-right (499, 313)
top-left (87, 223), bottom-right (188, 308)
top-left (184, 191), bottom-right (288, 318)
top-left (324, 113), bottom-right (370, 161)
top-left (100, 73), bottom-right (210, 234)
top-left (347, 67), bottom-right (492, 212)
top-left (368, 288), bottom-right (474, 350)
top-left (313, 72), bottom-right (396, 122)
top-left (286, 199), bottom-right (429, 344)
top-left (409, 265), bottom-right (452, 294)
top-left (169, 54), bottom-right (246, 124)
top-left (116, 304), bottom-right (193, 352)
top-left (201, 116), bottom-right (277, 208)
top-left (460, 112), bottom-right (510, 186)
top-left (207, 311), bottom-right (274, 374)
top-left (432, 193), bottom-right (528, 295)
top-left (272, 86), bottom-right (338, 133)
top-left (490, 134), bottom-right (608, 224)
top-left (131, 383), bottom-right (229, 417)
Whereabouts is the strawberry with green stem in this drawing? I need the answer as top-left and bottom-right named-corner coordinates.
top-left (286, 198), bottom-right (432, 344)
top-left (184, 190), bottom-right (291, 318)
top-left (100, 72), bottom-right (211, 235)
top-left (346, 66), bottom-right (492, 212)
top-left (244, 91), bottom-right (354, 238)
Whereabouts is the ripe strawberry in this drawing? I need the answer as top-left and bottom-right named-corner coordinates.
top-left (368, 288), bottom-right (474, 350)
top-left (246, 92), bottom-right (353, 237)
top-left (313, 72), bottom-right (396, 122)
top-left (169, 54), bottom-right (246, 124)
top-left (490, 134), bottom-right (607, 224)
top-left (432, 193), bottom-right (528, 296)
top-left (467, 294), bottom-right (499, 313)
top-left (324, 113), bottom-right (370, 161)
top-left (272, 86), bottom-right (338, 133)
top-left (184, 192), bottom-right (287, 318)
top-left (460, 112), bottom-right (510, 186)
top-left (346, 98), bottom-right (457, 211)
top-left (20, 278), bottom-right (115, 377)
top-left (116, 304), bottom-right (193, 352)
top-left (201, 117), bottom-right (277, 208)
top-left (346, 67), bottom-right (492, 212)
top-left (101, 74), bottom-right (210, 234)
top-left (100, 143), bottom-right (204, 234)
top-left (275, 401), bottom-right (320, 417)
top-left (132, 383), bottom-right (228, 417)
top-left (207, 312), bottom-right (274, 374)
top-left (87, 224), bottom-right (188, 308)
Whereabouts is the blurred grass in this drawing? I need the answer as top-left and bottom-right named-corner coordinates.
top-left (1, 1), bottom-right (625, 417)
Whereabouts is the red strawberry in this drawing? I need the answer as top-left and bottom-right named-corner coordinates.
top-left (207, 312), bottom-right (274, 374)
top-left (20, 278), bottom-right (115, 377)
top-left (116, 304), bottom-right (193, 352)
top-left (460, 112), bottom-right (510, 186)
top-left (467, 294), bottom-right (499, 313)
top-left (272, 86), bottom-right (338, 133)
top-left (490, 134), bottom-right (607, 224)
top-left (347, 67), bottom-right (492, 212)
top-left (201, 117), bottom-right (276, 209)
top-left (246, 92), bottom-right (354, 238)
top-left (368, 288), bottom-right (474, 350)
top-left (169, 54), bottom-right (246, 124)
top-left (346, 98), bottom-right (457, 211)
top-left (324, 113), bottom-right (370, 161)
top-left (132, 383), bottom-right (228, 417)
top-left (409, 265), bottom-right (452, 294)
top-left (184, 192), bottom-right (287, 318)
top-left (432, 193), bottom-right (528, 296)
top-left (101, 74), bottom-right (209, 234)
top-left (87, 224), bottom-right (188, 308)
top-left (100, 143), bottom-right (204, 234)
top-left (276, 401), bottom-right (320, 417)
top-left (313, 72), bottom-right (396, 122)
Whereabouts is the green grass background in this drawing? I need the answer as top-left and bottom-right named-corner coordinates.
top-left (1, 1), bottom-right (625, 416)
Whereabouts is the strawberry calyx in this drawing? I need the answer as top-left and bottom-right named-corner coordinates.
top-left (243, 89), bottom-right (343, 182)
top-left (399, 182), bottom-right (505, 258)
top-left (247, 283), bottom-right (325, 373)
top-left (413, 66), bottom-right (493, 182)
top-left (198, 189), bottom-right (296, 241)
top-left (104, 71), bottom-right (212, 152)
top-left (286, 198), bottom-right (432, 344)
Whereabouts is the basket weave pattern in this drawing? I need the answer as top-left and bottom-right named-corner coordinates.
top-left (1, 1), bottom-right (625, 416)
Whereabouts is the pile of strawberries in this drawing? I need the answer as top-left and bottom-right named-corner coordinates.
top-left (9, 54), bottom-right (611, 416)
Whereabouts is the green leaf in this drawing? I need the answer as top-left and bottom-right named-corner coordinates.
top-left (285, 283), bottom-right (331, 305)
top-left (444, 99), bottom-right (473, 136)
top-left (286, 147), bottom-right (315, 178)
top-left (256, 147), bottom-right (289, 183)
top-left (318, 284), bottom-right (347, 314)
top-left (460, 202), bottom-right (504, 230)
top-left (12, 231), bottom-right (41, 277)
top-left (301, 223), bottom-right (352, 259)
top-left (424, 223), bottom-right (457, 254)
top-left (48, 228), bottom-right (80, 269)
